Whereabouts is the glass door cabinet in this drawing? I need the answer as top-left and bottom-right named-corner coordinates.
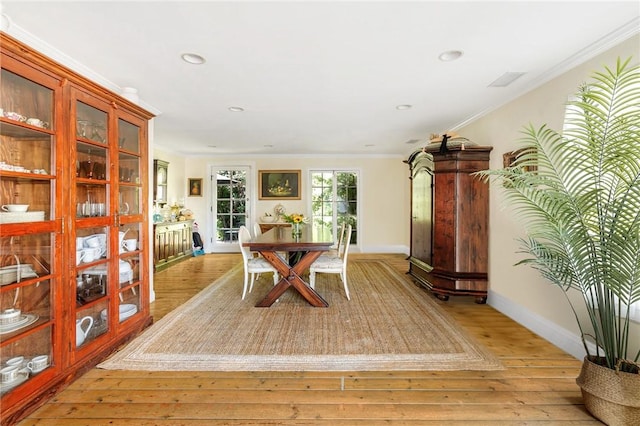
top-left (1, 33), bottom-right (152, 425)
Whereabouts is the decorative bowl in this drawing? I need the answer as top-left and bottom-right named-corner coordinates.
top-left (261, 215), bottom-right (276, 223)
top-left (0, 309), bottom-right (22, 326)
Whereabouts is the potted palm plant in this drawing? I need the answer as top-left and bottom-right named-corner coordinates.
top-left (477, 57), bottom-right (639, 425)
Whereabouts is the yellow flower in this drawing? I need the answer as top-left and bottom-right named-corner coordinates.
top-left (282, 213), bottom-right (308, 224)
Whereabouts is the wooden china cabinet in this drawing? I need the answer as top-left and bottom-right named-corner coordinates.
top-left (0, 33), bottom-right (153, 424)
top-left (406, 146), bottom-right (492, 304)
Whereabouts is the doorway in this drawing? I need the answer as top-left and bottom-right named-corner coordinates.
top-left (210, 167), bottom-right (250, 252)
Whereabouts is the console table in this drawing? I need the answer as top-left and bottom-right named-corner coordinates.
top-left (153, 220), bottom-right (194, 271)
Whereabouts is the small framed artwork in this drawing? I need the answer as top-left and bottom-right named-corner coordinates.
top-left (258, 170), bottom-right (301, 200)
top-left (503, 148), bottom-right (538, 171)
top-left (188, 178), bottom-right (203, 197)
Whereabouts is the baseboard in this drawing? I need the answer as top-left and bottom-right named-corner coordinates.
top-left (487, 290), bottom-right (589, 360)
top-left (360, 245), bottom-right (409, 254)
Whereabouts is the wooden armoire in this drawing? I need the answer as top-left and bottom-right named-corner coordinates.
top-left (406, 146), bottom-right (492, 304)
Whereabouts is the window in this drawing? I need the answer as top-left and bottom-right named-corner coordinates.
top-left (310, 170), bottom-right (358, 245)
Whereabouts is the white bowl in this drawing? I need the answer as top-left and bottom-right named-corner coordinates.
top-left (261, 216), bottom-right (276, 223)
top-left (1, 204), bottom-right (29, 213)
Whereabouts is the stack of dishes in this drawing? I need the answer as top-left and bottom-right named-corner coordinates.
top-left (0, 264), bottom-right (38, 286)
top-left (100, 304), bottom-right (137, 323)
top-left (0, 211), bottom-right (45, 224)
top-left (0, 309), bottom-right (39, 335)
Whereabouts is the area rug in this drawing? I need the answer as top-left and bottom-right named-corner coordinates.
top-left (98, 259), bottom-right (503, 371)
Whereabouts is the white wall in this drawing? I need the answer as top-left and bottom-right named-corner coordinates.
top-left (151, 153), bottom-right (410, 254)
top-left (459, 34), bottom-right (640, 359)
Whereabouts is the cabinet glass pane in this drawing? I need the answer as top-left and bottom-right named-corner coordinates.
top-left (76, 102), bottom-right (107, 144)
top-left (0, 326), bottom-right (52, 395)
top-left (118, 252), bottom-right (140, 318)
top-left (75, 184), bottom-right (107, 218)
top-left (1, 69), bottom-right (53, 129)
top-left (118, 153), bottom-right (139, 184)
top-left (75, 226), bottom-right (109, 306)
top-left (76, 142), bottom-right (107, 180)
top-left (119, 223), bottom-right (140, 255)
top-left (75, 227), bottom-right (108, 264)
top-left (0, 234), bottom-right (53, 284)
top-left (1, 123), bottom-right (54, 221)
top-left (118, 118), bottom-right (139, 154)
top-left (0, 279), bottom-right (51, 333)
top-left (119, 186), bottom-right (140, 215)
top-left (118, 283), bottom-right (140, 323)
top-left (76, 299), bottom-right (109, 348)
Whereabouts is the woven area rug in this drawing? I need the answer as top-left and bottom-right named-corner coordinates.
top-left (98, 259), bottom-right (503, 371)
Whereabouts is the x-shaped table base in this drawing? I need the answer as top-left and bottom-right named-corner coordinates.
top-left (255, 250), bottom-right (328, 307)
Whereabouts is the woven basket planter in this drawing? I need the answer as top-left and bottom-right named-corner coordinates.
top-left (576, 356), bottom-right (640, 425)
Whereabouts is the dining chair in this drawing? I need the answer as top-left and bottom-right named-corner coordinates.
top-left (253, 222), bottom-right (262, 238)
top-left (320, 222), bottom-right (345, 260)
top-left (238, 226), bottom-right (279, 300)
top-left (309, 224), bottom-right (352, 300)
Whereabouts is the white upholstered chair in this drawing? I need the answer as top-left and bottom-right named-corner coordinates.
top-left (309, 224), bottom-right (352, 300)
top-left (238, 226), bottom-right (279, 300)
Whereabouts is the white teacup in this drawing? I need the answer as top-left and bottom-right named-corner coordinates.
top-left (6, 356), bottom-right (24, 367)
top-left (27, 355), bottom-right (49, 373)
top-left (85, 236), bottom-right (100, 248)
top-left (79, 247), bottom-right (101, 264)
top-left (0, 365), bottom-right (20, 383)
top-left (1, 204), bottom-right (29, 212)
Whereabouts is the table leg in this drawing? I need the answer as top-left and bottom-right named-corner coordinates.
top-left (256, 251), bottom-right (328, 307)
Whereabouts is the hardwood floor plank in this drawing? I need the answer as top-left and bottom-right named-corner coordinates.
top-left (17, 420), bottom-right (602, 426)
top-left (50, 388), bottom-right (584, 405)
top-left (21, 402), bottom-right (598, 422)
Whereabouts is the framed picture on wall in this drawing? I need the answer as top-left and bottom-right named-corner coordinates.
top-left (188, 178), bottom-right (203, 197)
top-left (258, 170), bottom-right (301, 200)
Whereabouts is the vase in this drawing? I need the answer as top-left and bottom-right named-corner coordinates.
top-left (576, 356), bottom-right (640, 425)
top-left (292, 222), bottom-right (302, 236)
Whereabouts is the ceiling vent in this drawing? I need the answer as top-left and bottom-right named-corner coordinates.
top-left (488, 72), bottom-right (526, 88)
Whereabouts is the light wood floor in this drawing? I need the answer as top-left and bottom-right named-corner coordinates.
top-left (18, 253), bottom-right (598, 425)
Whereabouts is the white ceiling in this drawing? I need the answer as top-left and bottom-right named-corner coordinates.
top-left (2, 1), bottom-right (639, 156)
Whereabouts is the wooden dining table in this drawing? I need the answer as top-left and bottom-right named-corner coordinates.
top-left (243, 226), bottom-right (333, 307)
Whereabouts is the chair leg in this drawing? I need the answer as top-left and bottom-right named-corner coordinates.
top-left (242, 270), bottom-right (249, 300)
top-left (341, 270), bottom-right (350, 300)
top-left (309, 270), bottom-right (316, 289)
top-left (249, 273), bottom-right (257, 293)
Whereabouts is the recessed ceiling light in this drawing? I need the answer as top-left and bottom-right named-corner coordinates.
top-left (396, 104), bottom-right (412, 110)
top-left (181, 53), bottom-right (206, 64)
top-left (207, 145), bottom-right (217, 148)
top-left (264, 144), bottom-right (273, 148)
top-left (365, 144), bottom-right (375, 147)
top-left (228, 106), bottom-right (244, 112)
top-left (438, 50), bottom-right (463, 62)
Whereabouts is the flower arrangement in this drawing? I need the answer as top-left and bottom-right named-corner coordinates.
top-left (281, 213), bottom-right (308, 224)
